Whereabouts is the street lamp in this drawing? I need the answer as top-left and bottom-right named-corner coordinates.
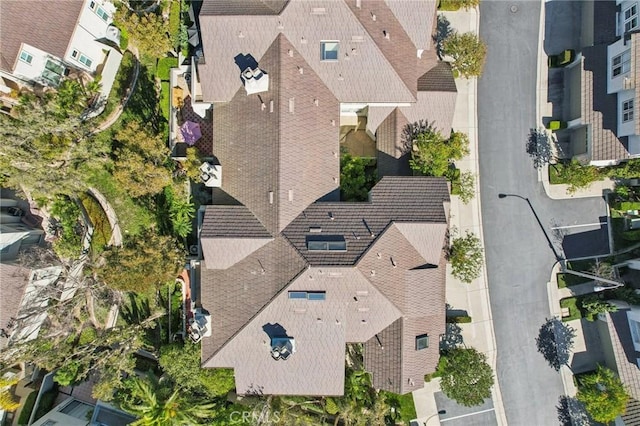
top-left (423, 410), bottom-right (446, 426)
top-left (594, 282), bottom-right (625, 292)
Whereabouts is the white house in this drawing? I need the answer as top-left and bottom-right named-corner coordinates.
top-left (0, 0), bottom-right (123, 112)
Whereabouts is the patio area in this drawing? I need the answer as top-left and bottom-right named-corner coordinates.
top-left (339, 115), bottom-right (376, 158)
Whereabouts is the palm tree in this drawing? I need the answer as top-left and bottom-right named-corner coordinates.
top-left (120, 374), bottom-right (217, 425)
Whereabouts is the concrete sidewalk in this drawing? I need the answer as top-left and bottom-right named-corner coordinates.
top-left (411, 7), bottom-right (506, 426)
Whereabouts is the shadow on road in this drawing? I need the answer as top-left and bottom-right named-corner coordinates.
top-left (556, 395), bottom-right (592, 426)
top-left (536, 317), bottom-right (576, 371)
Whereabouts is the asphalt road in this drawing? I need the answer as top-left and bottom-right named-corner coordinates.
top-left (478, 1), bottom-right (608, 425)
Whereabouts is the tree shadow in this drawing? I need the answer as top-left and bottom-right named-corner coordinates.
top-left (123, 63), bottom-right (166, 133)
top-left (536, 317), bottom-right (576, 371)
top-left (433, 14), bottom-right (454, 59)
top-left (120, 293), bottom-right (152, 325)
top-left (556, 395), bottom-right (592, 426)
top-left (526, 128), bottom-right (553, 169)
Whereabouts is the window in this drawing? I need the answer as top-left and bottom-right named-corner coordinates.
top-left (96, 6), bottom-right (109, 21)
top-left (71, 50), bottom-right (93, 68)
top-left (288, 291), bottom-right (326, 301)
top-left (321, 41), bottom-right (339, 61)
top-left (612, 50), bottom-right (631, 77)
top-left (623, 99), bottom-right (634, 122)
top-left (415, 334), bottom-right (429, 350)
top-left (19, 50), bottom-right (33, 64)
top-left (307, 236), bottom-right (347, 251)
top-left (41, 59), bottom-right (65, 86)
top-left (625, 5), bottom-right (638, 32)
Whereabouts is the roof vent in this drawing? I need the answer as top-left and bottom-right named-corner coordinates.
top-left (329, 212), bottom-right (334, 220)
top-left (288, 189), bottom-right (294, 201)
top-left (278, 21), bottom-right (285, 30)
top-left (301, 36), bottom-right (308, 44)
top-left (297, 66), bottom-right (304, 74)
top-left (270, 100), bottom-right (274, 113)
top-left (269, 191), bottom-right (274, 204)
top-left (377, 252), bottom-right (381, 259)
top-left (314, 98), bottom-right (319, 106)
top-left (371, 12), bottom-right (376, 21)
top-left (351, 36), bottom-right (364, 43)
top-left (356, 0), bottom-right (361, 8)
top-left (309, 226), bottom-right (322, 233)
top-left (238, 31), bottom-right (245, 38)
top-left (356, 290), bottom-right (369, 296)
top-left (331, 119), bottom-right (336, 126)
top-left (383, 30), bottom-right (390, 40)
top-left (311, 7), bottom-right (326, 15)
top-left (289, 98), bottom-right (295, 113)
top-left (358, 307), bottom-right (370, 312)
top-left (337, 74), bottom-right (344, 81)
top-left (391, 257), bottom-right (397, 268)
top-left (288, 49), bottom-right (293, 57)
top-left (370, 270), bottom-right (375, 276)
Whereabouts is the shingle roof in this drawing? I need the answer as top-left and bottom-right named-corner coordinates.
top-left (200, 236), bottom-right (307, 364)
top-left (418, 61), bottom-right (458, 92)
top-left (384, 0), bottom-right (437, 52)
top-left (197, 0), bottom-right (418, 103)
top-left (0, 263), bottom-right (30, 349)
top-left (281, 177), bottom-right (450, 266)
top-left (211, 34), bottom-right (340, 234)
top-left (201, 205), bottom-right (272, 238)
top-left (375, 108), bottom-right (411, 177)
top-left (200, 0), bottom-right (289, 15)
top-left (603, 310), bottom-right (640, 425)
top-left (0, 0), bottom-right (83, 72)
top-left (205, 266), bottom-right (402, 395)
top-left (581, 45), bottom-right (630, 162)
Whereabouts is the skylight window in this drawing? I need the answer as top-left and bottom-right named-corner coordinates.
top-left (288, 291), bottom-right (326, 301)
top-left (321, 41), bottom-right (339, 61)
top-left (307, 236), bottom-right (347, 251)
top-left (415, 334), bottom-right (429, 351)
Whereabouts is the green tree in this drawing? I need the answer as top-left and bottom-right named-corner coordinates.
top-left (443, 32), bottom-right (487, 78)
top-left (440, 348), bottom-right (494, 406)
top-left (581, 295), bottom-right (617, 321)
top-left (340, 154), bottom-right (374, 201)
top-left (577, 365), bottom-right (629, 424)
top-left (451, 170), bottom-right (476, 204)
top-left (448, 231), bottom-right (484, 283)
top-left (113, 121), bottom-right (172, 198)
top-left (114, 7), bottom-right (172, 58)
top-left (410, 130), bottom-right (469, 176)
top-left (554, 160), bottom-right (600, 194)
top-left (182, 147), bottom-right (203, 181)
top-left (608, 159), bottom-right (640, 180)
top-left (119, 373), bottom-right (218, 425)
top-left (159, 342), bottom-right (235, 397)
top-left (98, 230), bottom-right (183, 293)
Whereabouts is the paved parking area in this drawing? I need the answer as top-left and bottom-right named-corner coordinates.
top-left (434, 392), bottom-right (497, 426)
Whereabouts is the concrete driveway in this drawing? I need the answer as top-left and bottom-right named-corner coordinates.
top-left (434, 392), bottom-right (497, 426)
top-left (478, 1), bottom-right (608, 425)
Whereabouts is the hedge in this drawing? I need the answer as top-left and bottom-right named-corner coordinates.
top-left (17, 391), bottom-right (37, 425)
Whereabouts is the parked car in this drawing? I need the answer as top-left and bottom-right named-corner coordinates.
top-left (548, 49), bottom-right (576, 68)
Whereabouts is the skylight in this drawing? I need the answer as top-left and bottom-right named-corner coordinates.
top-left (307, 235), bottom-right (347, 251)
top-left (321, 41), bottom-right (339, 61)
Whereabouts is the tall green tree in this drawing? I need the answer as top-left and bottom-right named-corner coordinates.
top-left (410, 130), bottom-right (469, 177)
top-left (97, 230), bottom-right (183, 293)
top-left (113, 121), bottom-right (172, 198)
top-left (159, 342), bottom-right (235, 397)
top-left (114, 6), bottom-right (172, 58)
top-left (448, 231), bottom-right (484, 283)
top-left (340, 154), bottom-right (375, 201)
top-left (119, 373), bottom-right (218, 425)
top-left (440, 348), bottom-right (494, 407)
top-left (577, 365), bottom-right (629, 424)
top-left (443, 31), bottom-right (487, 78)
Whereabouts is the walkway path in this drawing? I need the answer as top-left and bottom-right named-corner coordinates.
top-left (93, 47), bottom-right (141, 134)
top-left (412, 6), bottom-right (506, 426)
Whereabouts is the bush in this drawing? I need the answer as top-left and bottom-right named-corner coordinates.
top-left (50, 196), bottom-right (83, 258)
top-left (17, 390), bottom-right (37, 425)
top-left (447, 315), bottom-right (472, 323)
top-left (157, 57), bottom-right (178, 81)
top-left (119, 28), bottom-right (129, 51)
top-left (438, 0), bottom-right (479, 10)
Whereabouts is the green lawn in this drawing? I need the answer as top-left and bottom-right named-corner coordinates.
top-left (157, 57), bottom-right (178, 82)
top-left (560, 297), bottom-right (583, 322)
top-left (380, 391), bottom-right (417, 425)
top-left (557, 273), bottom-right (590, 289)
top-left (160, 81), bottom-right (170, 122)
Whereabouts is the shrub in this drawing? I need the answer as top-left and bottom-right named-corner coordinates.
top-left (438, 0), bottom-right (480, 11)
top-left (17, 390), bottom-right (37, 425)
top-left (447, 315), bottom-right (472, 324)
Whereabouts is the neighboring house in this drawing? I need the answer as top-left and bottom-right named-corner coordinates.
top-left (560, 0), bottom-right (640, 165)
top-left (0, 196), bottom-right (44, 261)
top-left (31, 398), bottom-right (135, 426)
top-left (598, 307), bottom-right (640, 425)
top-left (0, 263), bottom-right (63, 350)
top-left (0, 0), bottom-right (123, 113)
top-left (194, 0), bottom-right (456, 396)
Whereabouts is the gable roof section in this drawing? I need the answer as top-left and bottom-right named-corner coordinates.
top-left (581, 45), bottom-right (630, 162)
top-left (200, 236), bottom-right (307, 364)
top-left (0, 263), bottom-right (30, 349)
top-left (384, 0), bottom-right (437, 52)
top-left (282, 177), bottom-right (450, 266)
top-left (199, 0), bottom-right (289, 15)
top-left (211, 34), bottom-right (339, 235)
top-left (197, 0), bottom-right (417, 103)
top-left (0, 0), bottom-right (83, 72)
top-left (392, 222), bottom-right (447, 266)
top-left (205, 266), bottom-right (402, 395)
top-left (418, 61), bottom-right (457, 92)
top-left (375, 108), bottom-right (411, 177)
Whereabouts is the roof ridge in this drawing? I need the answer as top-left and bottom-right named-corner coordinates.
top-left (202, 237), bottom-right (308, 367)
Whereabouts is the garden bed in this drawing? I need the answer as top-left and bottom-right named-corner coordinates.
top-left (560, 297), bottom-right (583, 322)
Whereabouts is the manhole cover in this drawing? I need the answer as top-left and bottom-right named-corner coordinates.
top-left (510, 4), bottom-right (518, 13)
